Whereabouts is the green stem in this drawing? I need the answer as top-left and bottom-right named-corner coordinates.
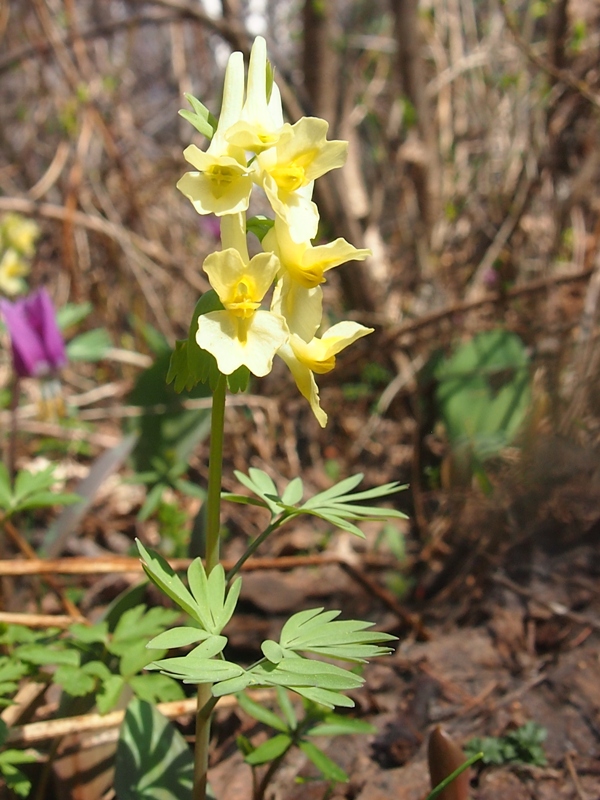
top-left (193, 373), bottom-right (227, 800)
top-left (205, 373), bottom-right (226, 572)
top-left (225, 514), bottom-right (291, 582)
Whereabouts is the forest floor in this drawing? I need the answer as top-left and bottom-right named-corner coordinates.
top-left (5, 344), bottom-right (600, 800)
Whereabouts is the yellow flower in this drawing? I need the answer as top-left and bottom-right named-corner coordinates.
top-left (278, 322), bottom-right (373, 427)
top-left (272, 280), bottom-right (372, 425)
top-left (1, 214), bottom-right (40, 258)
top-left (226, 36), bottom-right (284, 154)
top-left (177, 52), bottom-right (253, 217)
top-left (0, 249), bottom-right (30, 296)
top-left (263, 217), bottom-right (371, 289)
top-left (257, 118), bottom-right (347, 241)
top-left (197, 214), bottom-right (288, 376)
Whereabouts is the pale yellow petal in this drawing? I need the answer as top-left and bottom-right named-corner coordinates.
top-left (207, 51), bottom-right (245, 155)
top-left (319, 321), bottom-right (374, 355)
top-left (198, 310), bottom-right (288, 376)
top-left (177, 169), bottom-right (253, 216)
top-left (278, 343), bottom-right (327, 427)
top-left (302, 238), bottom-right (371, 280)
top-left (225, 38), bottom-right (284, 154)
top-left (262, 175), bottom-right (319, 243)
top-left (271, 278), bottom-right (322, 342)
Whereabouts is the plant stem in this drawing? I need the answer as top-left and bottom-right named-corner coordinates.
top-left (225, 510), bottom-right (293, 582)
top-left (205, 373), bottom-right (226, 573)
top-left (193, 372), bottom-right (227, 800)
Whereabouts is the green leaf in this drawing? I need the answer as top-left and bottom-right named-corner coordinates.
top-left (14, 491), bottom-right (81, 511)
top-left (12, 465), bottom-right (57, 505)
top-left (179, 92), bottom-right (218, 139)
top-left (237, 692), bottom-right (289, 732)
top-left (0, 749), bottom-right (36, 798)
top-left (110, 605), bottom-right (179, 656)
top-left (299, 740), bottom-right (348, 782)
top-left (53, 664), bottom-right (96, 696)
top-left (293, 687), bottom-right (355, 709)
top-left (148, 655), bottom-right (242, 684)
top-left (275, 685), bottom-right (297, 730)
top-left (186, 561), bottom-right (241, 634)
top-left (248, 658), bottom-right (363, 692)
top-left (0, 464), bottom-right (12, 509)
top-left (147, 627), bottom-right (211, 650)
top-left (14, 644), bottom-right (79, 667)
top-left (114, 698), bottom-right (193, 800)
top-left (56, 301), bottom-right (93, 330)
top-left (167, 292), bottom-right (224, 393)
top-left (220, 493), bottom-right (271, 509)
top-left (68, 621), bottom-right (109, 645)
top-left (227, 365), bottom-right (250, 394)
top-left (119, 641), bottom-right (160, 678)
top-left (262, 639), bottom-right (285, 664)
top-left (211, 674), bottom-right (252, 696)
top-left (136, 541), bottom-right (203, 624)
top-left (307, 718), bottom-right (375, 737)
top-left (279, 608), bottom-right (396, 662)
top-left (97, 674), bottom-right (126, 714)
top-left (246, 215), bottom-right (275, 243)
top-left (67, 328), bottom-right (112, 361)
top-left (128, 673), bottom-right (185, 704)
top-left (281, 477), bottom-right (304, 506)
top-left (233, 469), bottom-right (281, 515)
top-left (244, 733), bottom-right (292, 765)
top-left (433, 329), bottom-right (531, 459)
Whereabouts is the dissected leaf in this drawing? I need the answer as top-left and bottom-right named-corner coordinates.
top-left (237, 692), bottom-right (288, 732)
top-left (244, 733), bottom-right (292, 765)
top-left (136, 541), bottom-right (202, 623)
top-left (299, 739), bottom-right (348, 782)
top-left (114, 698), bottom-right (193, 800)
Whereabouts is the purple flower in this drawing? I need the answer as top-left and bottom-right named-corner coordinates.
top-left (0, 288), bottom-right (67, 378)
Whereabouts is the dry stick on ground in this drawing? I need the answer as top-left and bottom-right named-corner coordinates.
top-left (0, 518), bottom-right (84, 621)
top-left (382, 266), bottom-right (593, 345)
top-left (0, 553), bottom-right (419, 632)
top-left (492, 572), bottom-right (600, 634)
top-left (6, 691), bottom-right (274, 748)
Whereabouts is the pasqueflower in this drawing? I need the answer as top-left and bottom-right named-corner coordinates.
top-left (197, 214), bottom-right (288, 376)
top-left (177, 52), bottom-right (253, 216)
top-left (0, 288), bottom-right (67, 377)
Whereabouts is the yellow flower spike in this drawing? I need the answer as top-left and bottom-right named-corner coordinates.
top-left (264, 217), bottom-right (371, 289)
top-left (226, 36), bottom-right (284, 154)
top-left (277, 321), bottom-right (373, 427)
top-left (197, 213), bottom-right (288, 377)
top-left (177, 51), bottom-right (253, 216)
top-left (257, 117), bottom-right (347, 241)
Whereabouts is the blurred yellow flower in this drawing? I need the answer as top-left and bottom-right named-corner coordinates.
top-left (0, 249), bottom-right (30, 296)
